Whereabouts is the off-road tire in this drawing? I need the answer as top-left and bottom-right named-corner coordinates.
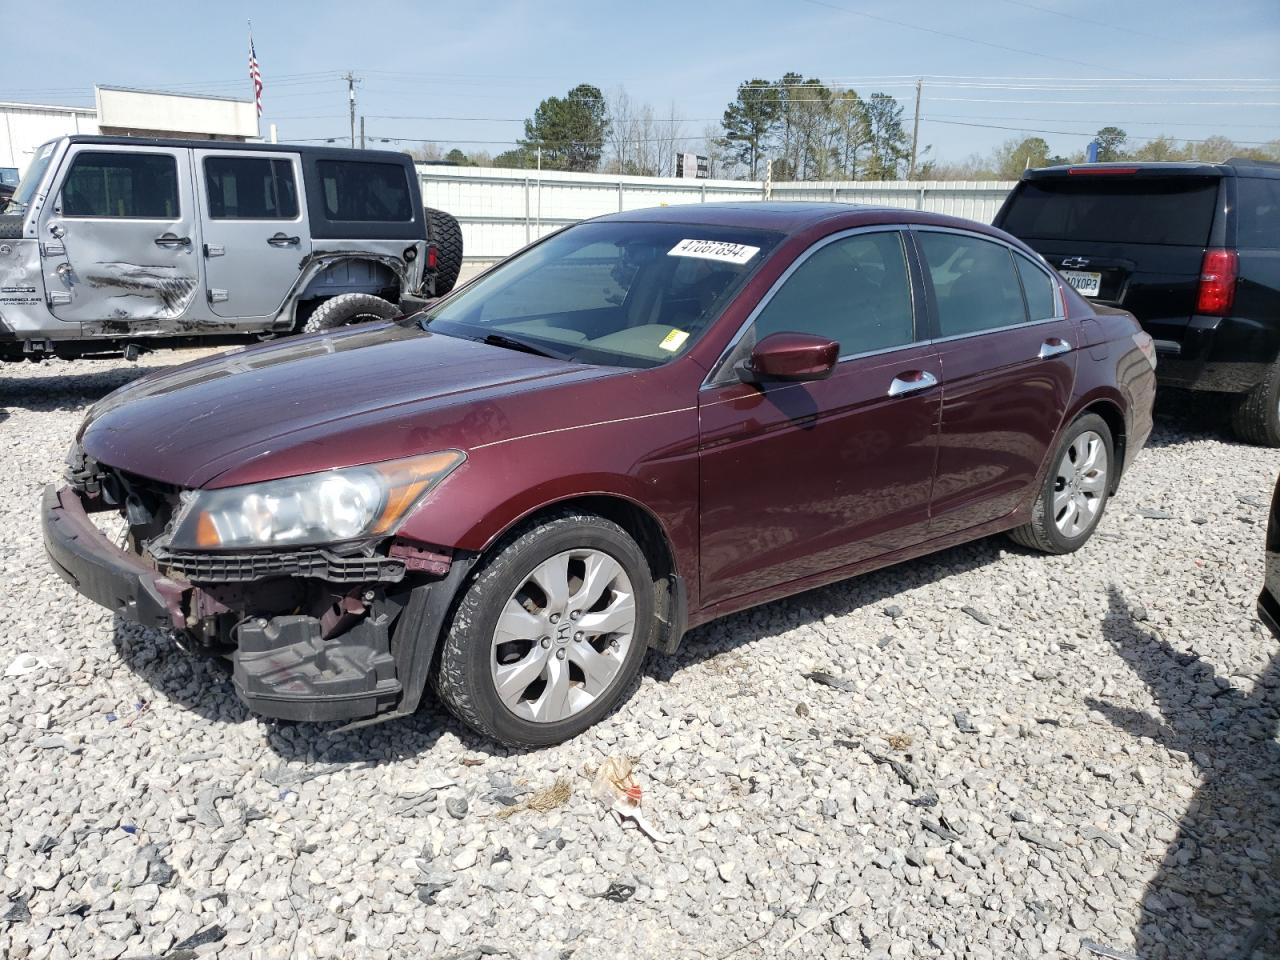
top-left (1230, 360), bottom-right (1280, 447)
top-left (1008, 413), bottom-right (1114, 555)
top-left (425, 207), bottom-right (463, 296)
top-left (300, 293), bottom-right (398, 334)
top-left (432, 510), bottom-right (654, 747)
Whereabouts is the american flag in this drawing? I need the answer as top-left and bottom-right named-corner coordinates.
top-left (248, 34), bottom-right (263, 117)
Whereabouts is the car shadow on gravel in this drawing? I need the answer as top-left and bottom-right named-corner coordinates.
top-left (1088, 587), bottom-right (1279, 960)
top-left (1145, 389), bottom-right (1240, 449)
top-left (0, 364), bottom-right (162, 413)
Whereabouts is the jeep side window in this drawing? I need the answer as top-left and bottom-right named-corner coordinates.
top-left (204, 157), bottom-right (298, 220)
top-left (316, 159), bottom-right (412, 222)
top-left (62, 151), bottom-right (179, 219)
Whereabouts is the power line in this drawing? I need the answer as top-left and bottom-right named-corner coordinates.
top-left (990, 0), bottom-right (1191, 47)
top-left (920, 117), bottom-right (1275, 145)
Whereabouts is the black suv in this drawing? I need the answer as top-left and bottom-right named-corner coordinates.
top-left (995, 159), bottom-right (1280, 445)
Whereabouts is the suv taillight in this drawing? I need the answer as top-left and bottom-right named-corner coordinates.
top-left (427, 244), bottom-right (439, 269)
top-left (1196, 248), bottom-right (1238, 315)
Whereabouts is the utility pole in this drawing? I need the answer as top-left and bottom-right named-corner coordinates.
top-left (343, 71), bottom-right (360, 148)
top-left (360, 116), bottom-right (365, 150)
top-left (908, 78), bottom-right (922, 180)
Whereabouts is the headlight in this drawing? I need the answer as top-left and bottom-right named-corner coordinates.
top-left (169, 450), bottom-right (464, 550)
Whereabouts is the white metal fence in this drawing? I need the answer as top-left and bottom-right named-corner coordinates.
top-left (416, 164), bottom-right (1016, 262)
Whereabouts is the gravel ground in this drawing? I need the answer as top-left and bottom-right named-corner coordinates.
top-left (1, 353), bottom-right (1277, 960)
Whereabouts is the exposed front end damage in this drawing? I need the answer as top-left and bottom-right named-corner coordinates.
top-left (43, 446), bottom-right (468, 724)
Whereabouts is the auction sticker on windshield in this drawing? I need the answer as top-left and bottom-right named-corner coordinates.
top-left (668, 238), bottom-right (760, 264)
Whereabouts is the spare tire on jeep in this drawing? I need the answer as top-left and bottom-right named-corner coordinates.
top-left (426, 207), bottom-right (463, 296)
top-left (301, 293), bottom-right (399, 334)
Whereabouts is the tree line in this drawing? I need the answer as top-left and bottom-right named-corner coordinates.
top-left (409, 80), bottom-right (1279, 181)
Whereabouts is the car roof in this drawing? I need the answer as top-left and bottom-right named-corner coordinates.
top-left (1023, 158), bottom-right (1280, 180)
top-left (57, 134), bottom-right (412, 167)
top-left (592, 201), bottom-right (1013, 239)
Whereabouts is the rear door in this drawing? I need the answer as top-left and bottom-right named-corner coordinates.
top-left (915, 228), bottom-right (1077, 536)
top-left (997, 173), bottom-right (1221, 348)
top-left (39, 144), bottom-right (200, 325)
top-left (196, 149), bottom-right (312, 319)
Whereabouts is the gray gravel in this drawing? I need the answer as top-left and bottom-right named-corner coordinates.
top-left (1, 354), bottom-right (1277, 960)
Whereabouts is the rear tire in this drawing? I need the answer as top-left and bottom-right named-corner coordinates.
top-left (432, 511), bottom-right (654, 747)
top-left (425, 207), bottom-right (463, 296)
top-left (1230, 360), bottom-right (1280, 447)
top-left (300, 293), bottom-right (398, 334)
top-left (1009, 413), bottom-right (1114, 555)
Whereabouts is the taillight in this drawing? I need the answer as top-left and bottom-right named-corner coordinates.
top-left (427, 244), bottom-right (439, 269)
top-left (1196, 248), bottom-right (1238, 315)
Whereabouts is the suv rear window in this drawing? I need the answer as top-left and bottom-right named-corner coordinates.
top-left (316, 159), bottom-right (412, 222)
top-left (62, 151), bottom-right (179, 219)
top-left (1237, 178), bottom-right (1280, 249)
top-left (1002, 177), bottom-right (1219, 246)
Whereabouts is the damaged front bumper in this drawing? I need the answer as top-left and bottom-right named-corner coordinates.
top-left (42, 484), bottom-right (468, 725)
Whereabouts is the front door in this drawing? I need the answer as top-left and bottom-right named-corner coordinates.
top-left (195, 149), bottom-right (312, 319)
top-left (914, 229), bottom-right (1078, 536)
top-left (40, 144), bottom-right (200, 325)
top-left (698, 228), bottom-right (942, 606)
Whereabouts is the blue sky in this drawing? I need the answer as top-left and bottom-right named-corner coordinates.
top-left (4, 0), bottom-right (1278, 166)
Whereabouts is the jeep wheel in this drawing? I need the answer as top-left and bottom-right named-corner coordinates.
top-left (425, 207), bottom-right (463, 296)
top-left (432, 511), bottom-right (654, 747)
top-left (1230, 359), bottom-right (1280, 447)
top-left (301, 293), bottom-right (398, 334)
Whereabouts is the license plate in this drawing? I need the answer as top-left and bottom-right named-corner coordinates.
top-left (1062, 270), bottom-right (1102, 298)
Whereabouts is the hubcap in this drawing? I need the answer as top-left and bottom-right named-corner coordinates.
top-left (490, 549), bottom-right (636, 724)
top-left (1052, 429), bottom-right (1107, 539)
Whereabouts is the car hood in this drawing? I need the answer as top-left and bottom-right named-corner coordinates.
top-left (80, 323), bottom-right (617, 489)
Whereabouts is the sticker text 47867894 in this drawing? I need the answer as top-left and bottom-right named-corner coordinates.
top-left (667, 239), bottom-right (760, 265)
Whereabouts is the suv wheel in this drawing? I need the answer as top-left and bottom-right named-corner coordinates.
top-left (433, 511), bottom-right (653, 747)
top-left (1230, 360), bottom-right (1280, 447)
top-left (301, 293), bottom-right (398, 334)
top-left (1009, 413), bottom-right (1114, 555)
top-left (425, 207), bottom-right (463, 296)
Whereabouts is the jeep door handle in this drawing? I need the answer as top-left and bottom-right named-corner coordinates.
top-left (154, 234), bottom-right (191, 248)
top-left (267, 234), bottom-right (300, 246)
top-left (887, 370), bottom-right (939, 397)
top-left (1038, 337), bottom-right (1072, 359)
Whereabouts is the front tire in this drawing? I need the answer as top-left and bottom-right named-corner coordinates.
top-left (1009, 413), bottom-right (1114, 555)
top-left (433, 511), bottom-right (654, 747)
top-left (300, 293), bottom-right (398, 334)
top-left (1230, 360), bottom-right (1280, 447)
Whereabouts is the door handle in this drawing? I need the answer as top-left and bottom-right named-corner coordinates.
top-left (154, 234), bottom-right (191, 248)
top-left (1038, 337), bottom-right (1072, 359)
top-left (887, 370), bottom-right (939, 397)
top-left (267, 234), bottom-right (300, 246)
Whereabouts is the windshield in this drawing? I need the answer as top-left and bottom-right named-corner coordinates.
top-left (1002, 176), bottom-right (1219, 246)
top-left (9, 140), bottom-right (59, 212)
top-left (421, 220), bottom-right (783, 369)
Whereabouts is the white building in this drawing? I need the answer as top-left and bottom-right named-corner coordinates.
top-left (1, 85), bottom-right (258, 177)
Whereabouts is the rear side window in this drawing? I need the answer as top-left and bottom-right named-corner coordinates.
top-left (752, 230), bottom-right (916, 354)
top-left (1237, 178), bottom-right (1280, 249)
top-left (1015, 252), bottom-right (1057, 321)
top-left (919, 232), bottom-right (1026, 336)
top-left (316, 159), bottom-right (412, 221)
top-left (204, 156), bottom-right (298, 219)
top-left (1001, 177), bottom-right (1219, 245)
top-left (62, 151), bottom-right (179, 218)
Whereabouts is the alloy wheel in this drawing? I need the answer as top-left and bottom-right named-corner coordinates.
top-left (1052, 429), bottom-right (1107, 539)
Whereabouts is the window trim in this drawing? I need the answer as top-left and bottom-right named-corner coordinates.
top-left (201, 154), bottom-right (303, 223)
top-left (703, 225), bottom-right (923, 388)
top-left (910, 225), bottom-right (1065, 345)
top-left (59, 148), bottom-right (183, 221)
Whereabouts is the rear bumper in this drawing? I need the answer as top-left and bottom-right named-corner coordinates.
top-left (1150, 314), bottom-right (1278, 393)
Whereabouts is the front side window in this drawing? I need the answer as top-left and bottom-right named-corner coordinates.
top-left (205, 156), bottom-right (298, 219)
top-left (317, 159), bottom-right (411, 221)
top-left (748, 230), bottom-right (916, 356)
top-left (1015, 252), bottom-right (1058, 321)
top-left (422, 221), bottom-right (782, 369)
top-left (918, 232), bottom-right (1027, 337)
top-left (62, 151), bottom-right (179, 218)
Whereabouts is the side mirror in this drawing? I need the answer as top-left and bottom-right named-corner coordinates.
top-left (736, 331), bottom-right (839, 385)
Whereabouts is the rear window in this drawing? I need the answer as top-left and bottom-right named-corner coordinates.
top-left (1237, 178), bottom-right (1280, 249)
top-left (316, 159), bottom-right (412, 222)
top-left (1002, 177), bottom-right (1219, 246)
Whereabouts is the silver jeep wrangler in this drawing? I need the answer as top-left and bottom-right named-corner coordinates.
top-left (0, 136), bottom-right (462, 361)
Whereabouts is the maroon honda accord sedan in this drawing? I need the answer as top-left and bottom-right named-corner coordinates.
top-left (43, 202), bottom-right (1156, 746)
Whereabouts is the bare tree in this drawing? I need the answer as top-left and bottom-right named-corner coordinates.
top-left (654, 101), bottom-right (686, 178)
